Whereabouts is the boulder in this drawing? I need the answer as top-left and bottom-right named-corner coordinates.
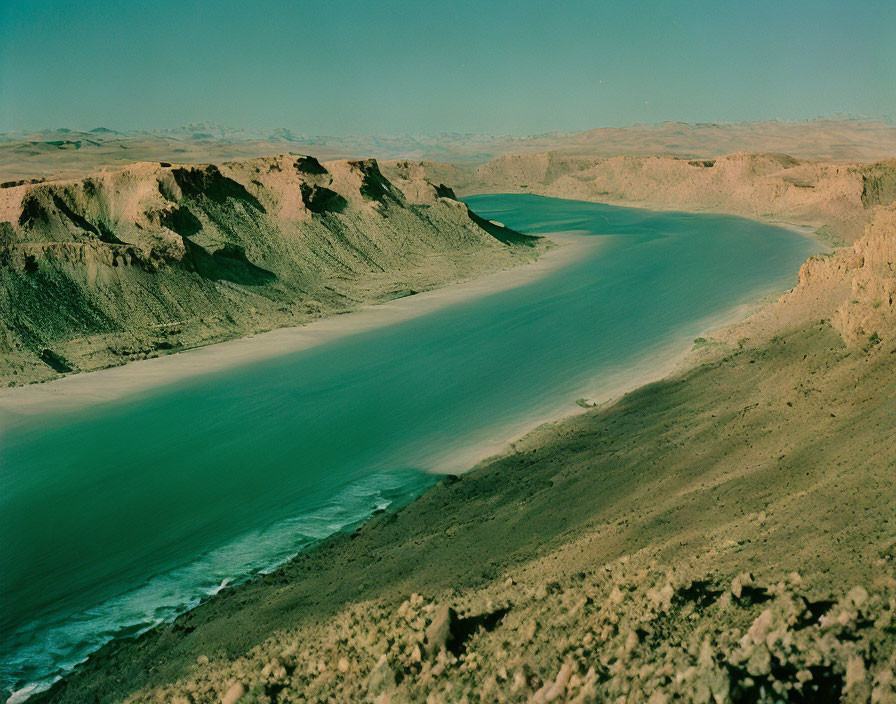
top-left (221, 682), bottom-right (245, 704)
top-left (425, 604), bottom-right (459, 657)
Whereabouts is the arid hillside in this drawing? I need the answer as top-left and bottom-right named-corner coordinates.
top-left (391, 153), bottom-right (896, 244)
top-left (715, 204), bottom-right (896, 348)
top-left (0, 155), bottom-right (541, 386)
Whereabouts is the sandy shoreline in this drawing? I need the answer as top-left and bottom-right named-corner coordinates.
top-left (431, 292), bottom-right (780, 475)
top-left (424, 203), bottom-right (834, 473)
top-left (0, 234), bottom-right (595, 419)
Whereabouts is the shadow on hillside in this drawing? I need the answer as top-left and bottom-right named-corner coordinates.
top-left (468, 210), bottom-right (541, 247)
top-left (183, 239), bottom-right (276, 285)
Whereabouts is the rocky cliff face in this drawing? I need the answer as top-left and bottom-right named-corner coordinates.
top-left (790, 205), bottom-right (895, 345)
top-left (395, 153), bottom-right (896, 244)
top-left (704, 203), bottom-right (895, 355)
top-left (0, 155), bottom-right (540, 385)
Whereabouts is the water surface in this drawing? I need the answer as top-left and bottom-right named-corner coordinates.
top-left (0, 195), bottom-right (820, 699)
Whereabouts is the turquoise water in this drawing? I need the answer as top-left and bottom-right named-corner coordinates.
top-left (0, 195), bottom-right (820, 700)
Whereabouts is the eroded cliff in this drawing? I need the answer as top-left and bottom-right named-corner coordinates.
top-left (0, 155), bottom-right (541, 385)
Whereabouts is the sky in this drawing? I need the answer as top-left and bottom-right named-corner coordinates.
top-left (1, 0), bottom-right (894, 135)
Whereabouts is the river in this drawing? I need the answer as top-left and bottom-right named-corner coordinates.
top-left (0, 194), bottom-right (821, 700)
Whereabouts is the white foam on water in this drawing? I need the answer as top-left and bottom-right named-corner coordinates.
top-left (1, 468), bottom-right (432, 702)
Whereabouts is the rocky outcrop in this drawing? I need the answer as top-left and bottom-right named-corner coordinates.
top-left (0, 155), bottom-right (541, 385)
top-left (834, 207), bottom-right (896, 344)
top-left (122, 564), bottom-right (896, 704)
top-left (717, 204), bottom-right (896, 350)
top-left (798, 206), bottom-right (896, 345)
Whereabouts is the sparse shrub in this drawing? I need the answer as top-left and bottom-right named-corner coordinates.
top-left (864, 332), bottom-right (881, 352)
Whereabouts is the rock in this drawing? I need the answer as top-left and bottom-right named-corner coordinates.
top-left (648, 690), bottom-right (668, 704)
top-left (425, 604), bottom-right (459, 657)
top-left (746, 644), bottom-right (772, 676)
top-left (221, 682), bottom-right (245, 704)
top-left (747, 609), bottom-right (774, 645)
top-left (541, 662), bottom-right (572, 702)
top-left (609, 586), bottom-right (624, 605)
top-left (847, 586), bottom-right (869, 608)
top-left (368, 654), bottom-right (396, 695)
top-left (522, 619), bottom-right (538, 642)
top-left (845, 655), bottom-right (867, 692)
top-left (582, 632), bottom-right (594, 647)
top-left (648, 582), bottom-right (674, 612)
top-left (731, 573), bottom-right (754, 599)
top-left (338, 657), bottom-right (350, 673)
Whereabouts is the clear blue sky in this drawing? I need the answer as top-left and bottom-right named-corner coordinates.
top-left (1, 0), bottom-right (894, 134)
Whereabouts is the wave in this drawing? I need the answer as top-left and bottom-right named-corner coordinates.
top-left (2, 467), bottom-right (433, 703)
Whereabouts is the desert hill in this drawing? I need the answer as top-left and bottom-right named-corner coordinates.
top-left (0, 155), bottom-right (542, 386)
top-left (534, 119), bottom-right (896, 161)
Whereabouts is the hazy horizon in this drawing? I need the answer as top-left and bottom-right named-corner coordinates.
top-left (2, 114), bottom-right (896, 140)
top-left (2, 0), bottom-right (894, 135)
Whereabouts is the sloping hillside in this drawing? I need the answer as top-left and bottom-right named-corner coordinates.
top-left (0, 155), bottom-right (541, 386)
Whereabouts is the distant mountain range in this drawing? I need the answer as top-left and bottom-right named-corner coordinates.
top-left (1, 118), bottom-right (895, 182)
top-left (0, 120), bottom-right (526, 162)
